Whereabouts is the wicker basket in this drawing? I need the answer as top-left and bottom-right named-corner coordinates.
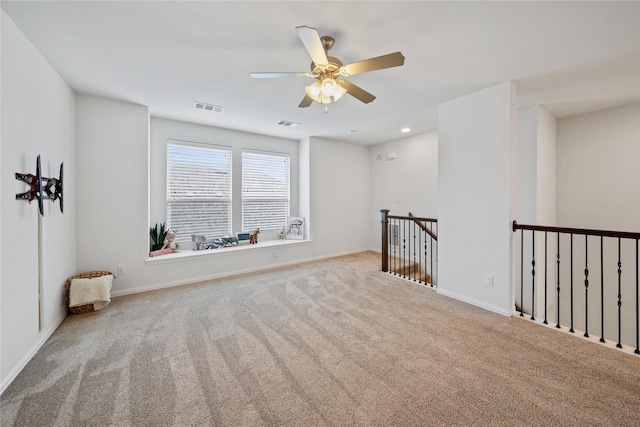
top-left (65, 270), bottom-right (113, 314)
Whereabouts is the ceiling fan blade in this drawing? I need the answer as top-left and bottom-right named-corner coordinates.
top-left (296, 26), bottom-right (329, 67)
top-left (298, 94), bottom-right (314, 108)
top-left (341, 52), bottom-right (405, 76)
top-left (249, 72), bottom-right (314, 79)
top-left (338, 80), bottom-right (376, 104)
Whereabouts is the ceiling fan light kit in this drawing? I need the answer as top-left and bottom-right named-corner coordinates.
top-left (250, 26), bottom-right (405, 108)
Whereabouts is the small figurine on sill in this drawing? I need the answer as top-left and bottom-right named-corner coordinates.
top-left (278, 228), bottom-right (286, 240)
top-left (162, 230), bottom-right (180, 252)
top-left (249, 228), bottom-right (260, 244)
top-left (191, 234), bottom-right (207, 250)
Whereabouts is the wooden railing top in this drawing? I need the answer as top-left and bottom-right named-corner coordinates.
top-left (381, 209), bottom-right (438, 240)
top-left (512, 220), bottom-right (640, 240)
top-left (408, 212), bottom-right (438, 241)
top-left (387, 214), bottom-right (438, 223)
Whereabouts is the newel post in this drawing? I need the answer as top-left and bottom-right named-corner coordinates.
top-left (381, 209), bottom-right (390, 272)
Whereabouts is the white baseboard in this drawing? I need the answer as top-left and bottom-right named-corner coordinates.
top-left (1, 314), bottom-right (66, 396)
top-left (112, 248), bottom-right (368, 298)
top-left (437, 288), bottom-right (512, 317)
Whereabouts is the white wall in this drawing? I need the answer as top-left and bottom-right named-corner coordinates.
top-left (75, 95), bottom-right (150, 293)
top-left (149, 117), bottom-right (300, 241)
top-left (74, 102), bottom-right (370, 295)
top-left (557, 102), bottom-right (640, 231)
top-left (308, 137), bottom-right (371, 258)
top-left (515, 106), bottom-right (557, 316)
top-left (1, 11), bottom-right (76, 391)
top-left (369, 131), bottom-right (438, 251)
top-left (555, 102), bottom-right (639, 345)
top-left (437, 82), bottom-right (517, 316)
top-left (536, 108), bottom-right (557, 226)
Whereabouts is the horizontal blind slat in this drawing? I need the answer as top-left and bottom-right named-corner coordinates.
top-left (167, 142), bottom-right (232, 239)
top-left (242, 151), bottom-right (290, 232)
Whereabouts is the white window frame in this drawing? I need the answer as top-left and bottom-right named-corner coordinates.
top-left (166, 140), bottom-right (232, 242)
top-left (241, 149), bottom-right (290, 234)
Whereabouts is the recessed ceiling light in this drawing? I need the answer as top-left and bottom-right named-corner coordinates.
top-left (347, 130), bottom-right (358, 134)
top-left (401, 127), bottom-right (411, 133)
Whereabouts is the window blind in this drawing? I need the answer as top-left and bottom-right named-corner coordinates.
top-left (167, 141), bottom-right (232, 240)
top-left (242, 150), bottom-right (290, 232)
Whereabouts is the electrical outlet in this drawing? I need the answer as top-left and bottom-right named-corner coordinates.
top-left (117, 264), bottom-right (127, 274)
top-left (484, 274), bottom-right (493, 286)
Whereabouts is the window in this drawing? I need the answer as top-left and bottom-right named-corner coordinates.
top-left (166, 141), bottom-right (232, 240)
top-left (242, 150), bottom-right (290, 233)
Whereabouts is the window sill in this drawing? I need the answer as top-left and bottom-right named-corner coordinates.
top-left (145, 238), bottom-right (311, 264)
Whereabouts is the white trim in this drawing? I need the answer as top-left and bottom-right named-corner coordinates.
top-left (117, 246), bottom-right (366, 298)
top-left (0, 314), bottom-right (66, 396)
top-left (145, 238), bottom-right (310, 264)
top-left (514, 314), bottom-right (640, 357)
top-left (437, 288), bottom-right (513, 317)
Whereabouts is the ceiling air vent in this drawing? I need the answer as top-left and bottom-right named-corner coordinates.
top-left (193, 102), bottom-right (224, 113)
top-left (277, 120), bottom-right (300, 128)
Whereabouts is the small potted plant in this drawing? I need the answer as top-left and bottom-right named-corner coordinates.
top-left (150, 222), bottom-right (168, 251)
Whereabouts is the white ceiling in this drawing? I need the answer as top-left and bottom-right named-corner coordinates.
top-left (3, 1), bottom-right (639, 146)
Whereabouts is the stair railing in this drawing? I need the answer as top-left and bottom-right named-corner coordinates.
top-left (381, 209), bottom-right (437, 287)
top-left (512, 221), bottom-right (639, 354)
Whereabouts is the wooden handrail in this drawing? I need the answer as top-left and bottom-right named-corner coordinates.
top-left (512, 221), bottom-right (640, 240)
top-left (388, 214), bottom-right (438, 222)
top-left (408, 212), bottom-right (438, 241)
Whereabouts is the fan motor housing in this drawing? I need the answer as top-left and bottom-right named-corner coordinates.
top-left (310, 56), bottom-right (343, 78)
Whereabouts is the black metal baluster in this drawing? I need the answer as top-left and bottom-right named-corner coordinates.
top-left (584, 235), bottom-right (589, 338)
top-left (397, 218), bottom-right (401, 277)
top-left (435, 222), bottom-right (438, 287)
top-left (408, 220), bottom-right (411, 280)
top-left (531, 231), bottom-right (536, 321)
top-left (570, 233), bottom-right (574, 333)
top-left (430, 223), bottom-right (434, 287)
top-left (418, 222), bottom-right (422, 284)
top-left (544, 232), bottom-right (548, 324)
top-left (423, 225), bottom-right (427, 285)
top-left (600, 236), bottom-right (605, 343)
top-left (403, 219), bottom-right (407, 278)
top-left (520, 229), bottom-right (524, 317)
top-left (399, 218), bottom-right (403, 277)
top-left (392, 218), bottom-right (396, 276)
top-left (635, 239), bottom-right (639, 354)
top-left (556, 232), bottom-right (561, 329)
top-left (412, 221), bottom-right (416, 281)
top-left (617, 238), bottom-right (622, 349)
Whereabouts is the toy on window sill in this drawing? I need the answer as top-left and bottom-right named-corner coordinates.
top-left (162, 230), bottom-right (180, 252)
top-left (250, 228), bottom-right (260, 244)
top-left (191, 234), bottom-right (207, 251)
top-left (278, 228), bottom-right (286, 240)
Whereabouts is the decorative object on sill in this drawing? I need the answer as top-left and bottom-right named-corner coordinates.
top-left (207, 236), bottom-right (237, 249)
top-left (236, 231), bottom-right (251, 246)
top-left (65, 271), bottom-right (113, 314)
top-left (191, 233), bottom-right (207, 250)
top-left (250, 228), bottom-right (260, 244)
top-left (162, 230), bottom-right (180, 252)
top-left (150, 222), bottom-right (168, 251)
top-left (15, 155), bottom-right (64, 216)
top-left (286, 217), bottom-right (305, 240)
top-left (149, 248), bottom-right (173, 257)
top-left (279, 228), bottom-right (286, 240)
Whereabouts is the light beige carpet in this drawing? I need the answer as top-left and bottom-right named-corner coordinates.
top-left (2, 251), bottom-right (639, 426)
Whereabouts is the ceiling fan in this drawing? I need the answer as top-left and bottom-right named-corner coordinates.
top-left (249, 26), bottom-right (405, 108)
